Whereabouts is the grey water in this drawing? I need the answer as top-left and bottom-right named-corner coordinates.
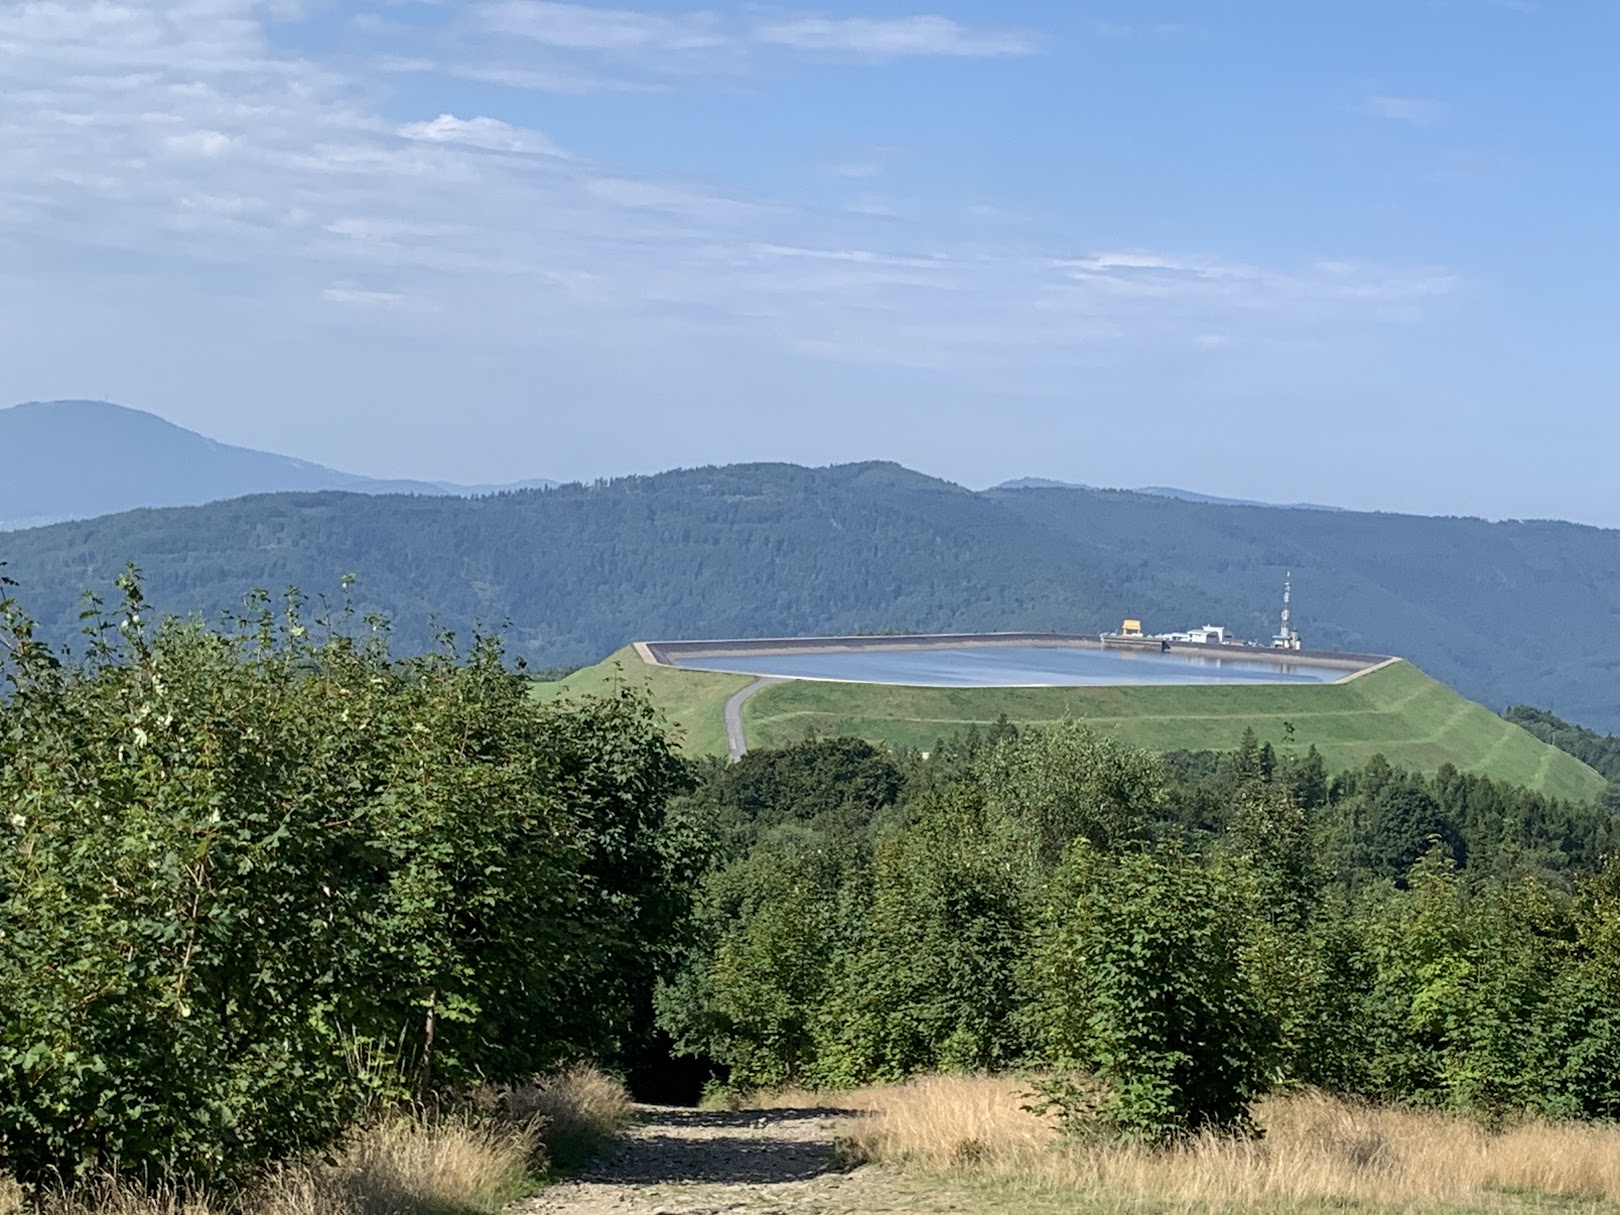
top-left (676, 644), bottom-right (1346, 687)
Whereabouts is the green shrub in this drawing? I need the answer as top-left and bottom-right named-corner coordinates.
top-left (978, 721), bottom-right (1163, 867)
top-left (820, 784), bottom-right (1032, 1081)
top-left (1029, 845), bottom-right (1272, 1142)
top-left (0, 573), bottom-right (693, 1189)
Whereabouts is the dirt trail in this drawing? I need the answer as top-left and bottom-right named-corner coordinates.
top-left (514, 1105), bottom-right (944, 1215)
top-left (723, 677), bottom-right (783, 761)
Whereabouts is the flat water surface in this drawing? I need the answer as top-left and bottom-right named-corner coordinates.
top-left (677, 644), bottom-right (1346, 687)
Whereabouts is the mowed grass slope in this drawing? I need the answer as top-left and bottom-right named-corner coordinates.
top-left (542, 654), bottom-right (1607, 803)
top-left (534, 647), bottom-right (751, 759)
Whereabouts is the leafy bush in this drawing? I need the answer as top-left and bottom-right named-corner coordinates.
top-left (0, 573), bottom-right (693, 1189)
top-left (1360, 853), bottom-right (1620, 1120)
top-left (977, 721), bottom-right (1163, 866)
top-left (1029, 845), bottom-right (1272, 1142)
top-left (821, 785), bottom-right (1032, 1081)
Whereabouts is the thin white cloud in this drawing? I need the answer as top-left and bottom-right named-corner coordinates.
top-left (584, 176), bottom-right (760, 221)
top-left (845, 196), bottom-right (896, 218)
top-left (322, 283), bottom-right (413, 308)
top-left (1064, 251), bottom-right (1258, 280)
top-left (163, 129), bottom-right (235, 157)
top-left (445, 61), bottom-right (657, 94)
top-left (474, 2), bottom-right (1032, 62)
top-left (476, 1), bottom-right (725, 51)
top-left (397, 113), bottom-right (566, 156)
top-left (753, 15), bottom-right (1035, 57)
top-left (1359, 95), bottom-right (1448, 125)
top-left (326, 216), bottom-right (458, 242)
top-left (0, 0), bottom-right (1458, 382)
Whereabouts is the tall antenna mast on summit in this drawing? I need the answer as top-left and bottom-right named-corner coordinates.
top-left (1272, 572), bottom-right (1300, 649)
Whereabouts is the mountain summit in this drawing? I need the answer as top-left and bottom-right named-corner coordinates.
top-left (0, 400), bottom-right (554, 529)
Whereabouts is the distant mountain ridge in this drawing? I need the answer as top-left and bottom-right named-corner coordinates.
top-left (0, 400), bottom-right (555, 529)
top-left (997, 477), bottom-right (1345, 512)
top-left (2, 459), bottom-right (1616, 734)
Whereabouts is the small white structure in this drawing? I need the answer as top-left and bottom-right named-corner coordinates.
top-left (1157, 624), bottom-right (1230, 645)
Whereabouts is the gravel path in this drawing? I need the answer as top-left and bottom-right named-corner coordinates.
top-left (723, 677), bottom-right (783, 761)
top-left (514, 1104), bottom-right (944, 1215)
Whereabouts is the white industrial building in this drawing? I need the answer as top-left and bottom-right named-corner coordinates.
top-left (1156, 624), bottom-right (1231, 645)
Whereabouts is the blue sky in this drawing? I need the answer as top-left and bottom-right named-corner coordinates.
top-left (1, 0), bottom-right (1615, 525)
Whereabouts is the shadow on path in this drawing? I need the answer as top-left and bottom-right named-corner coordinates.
top-left (581, 1106), bottom-right (860, 1187)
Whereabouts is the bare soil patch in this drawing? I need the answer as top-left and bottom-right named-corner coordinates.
top-left (512, 1104), bottom-right (949, 1215)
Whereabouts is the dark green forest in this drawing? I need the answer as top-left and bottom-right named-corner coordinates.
top-left (2, 463), bottom-right (1616, 730)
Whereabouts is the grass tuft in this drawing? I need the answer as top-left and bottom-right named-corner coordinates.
top-left (486, 1064), bottom-right (635, 1174)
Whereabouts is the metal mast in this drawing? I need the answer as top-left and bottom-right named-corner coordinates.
top-left (1272, 572), bottom-right (1299, 648)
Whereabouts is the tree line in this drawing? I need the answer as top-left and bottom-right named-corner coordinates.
top-left (1505, 705), bottom-right (1620, 780)
top-left (658, 725), bottom-right (1620, 1139)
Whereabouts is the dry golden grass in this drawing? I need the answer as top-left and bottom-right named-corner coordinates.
top-left (1, 1067), bottom-right (632, 1215)
top-left (488, 1064), bottom-right (635, 1171)
top-left (0, 1117), bottom-right (535, 1215)
top-left (749, 1076), bottom-right (1620, 1212)
top-left (303, 1112), bottom-right (537, 1215)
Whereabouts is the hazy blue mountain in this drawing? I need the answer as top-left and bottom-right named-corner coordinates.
top-left (3, 461), bottom-right (1616, 733)
top-left (0, 400), bottom-right (555, 529)
top-left (997, 477), bottom-right (1343, 512)
top-left (1132, 485), bottom-right (1345, 512)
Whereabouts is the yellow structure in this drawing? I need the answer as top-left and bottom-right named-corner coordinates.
top-left (1120, 619), bottom-right (1143, 637)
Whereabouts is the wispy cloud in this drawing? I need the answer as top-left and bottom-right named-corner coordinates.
top-left (1359, 95), bottom-right (1448, 125)
top-left (476, 1), bottom-right (726, 52)
top-left (474, 2), bottom-right (1034, 62)
top-left (753, 15), bottom-right (1035, 57)
top-left (397, 114), bottom-right (567, 156)
top-left (323, 283), bottom-right (418, 309)
top-left (0, 0), bottom-right (1458, 381)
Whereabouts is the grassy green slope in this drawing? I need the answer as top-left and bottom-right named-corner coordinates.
top-left (545, 653), bottom-right (1606, 803)
top-left (743, 661), bottom-right (1606, 803)
top-left (532, 647), bottom-right (752, 759)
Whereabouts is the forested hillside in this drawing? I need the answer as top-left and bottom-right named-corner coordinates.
top-left (1504, 706), bottom-right (1620, 778)
top-left (2, 461), bottom-right (1616, 729)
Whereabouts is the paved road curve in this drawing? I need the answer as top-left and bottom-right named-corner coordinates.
top-left (724, 676), bottom-right (784, 761)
